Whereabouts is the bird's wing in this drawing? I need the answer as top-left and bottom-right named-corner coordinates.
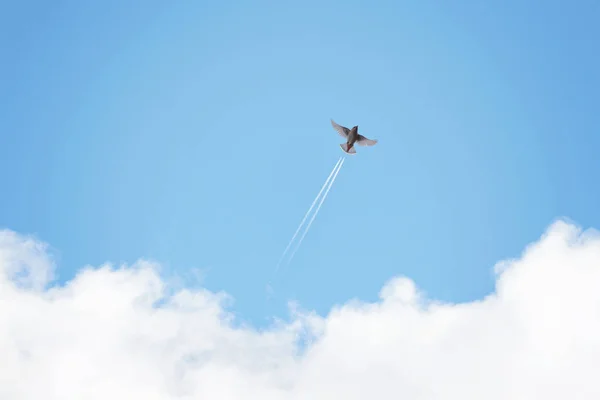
top-left (331, 119), bottom-right (350, 138)
top-left (356, 134), bottom-right (378, 146)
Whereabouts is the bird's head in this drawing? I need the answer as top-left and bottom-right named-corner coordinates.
top-left (351, 125), bottom-right (359, 133)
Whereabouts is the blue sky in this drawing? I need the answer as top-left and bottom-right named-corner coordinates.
top-left (2, 0), bottom-right (599, 325)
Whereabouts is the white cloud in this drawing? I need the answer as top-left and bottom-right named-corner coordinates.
top-left (1, 219), bottom-right (600, 399)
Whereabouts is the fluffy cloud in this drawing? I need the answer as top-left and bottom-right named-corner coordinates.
top-left (1, 220), bottom-right (600, 399)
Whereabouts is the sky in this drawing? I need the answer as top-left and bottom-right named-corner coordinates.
top-left (1, 1), bottom-right (600, 397)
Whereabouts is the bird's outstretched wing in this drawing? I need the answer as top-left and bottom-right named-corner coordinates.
top-left (331, 119), bottom-right (350, 138)
top-left (357, 134), bottom-right (378, 146)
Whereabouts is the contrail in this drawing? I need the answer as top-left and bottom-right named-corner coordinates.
top-left (285, 157), bottom-right (345, 267)
top-left (273, 156), bottom-right (343, 274)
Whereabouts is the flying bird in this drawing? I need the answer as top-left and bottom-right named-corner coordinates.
top-left (330, 119), bottom-right (378, 155)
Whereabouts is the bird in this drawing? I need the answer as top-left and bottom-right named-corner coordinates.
top-left (330, 119), bottom-right (378, 155)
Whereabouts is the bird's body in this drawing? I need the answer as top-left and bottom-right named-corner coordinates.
top-left (330, 119), bottom-right (378, 155)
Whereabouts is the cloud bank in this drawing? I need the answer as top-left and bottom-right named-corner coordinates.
top-left (1, 219), bottom-right (600, 399)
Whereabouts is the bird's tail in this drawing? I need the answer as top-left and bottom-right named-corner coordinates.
top-left (340, 143), bottom-right (356, 154)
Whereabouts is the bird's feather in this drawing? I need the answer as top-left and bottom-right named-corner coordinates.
top-left (331, 119), bottom-right (350, 138)
top-left (357, 134), bottom-right (378, 146)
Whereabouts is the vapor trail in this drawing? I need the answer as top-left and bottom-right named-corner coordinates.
top-left (285, 157), bottom-right (345, 267)
top-left (273, 157), bottom-right (343, 274)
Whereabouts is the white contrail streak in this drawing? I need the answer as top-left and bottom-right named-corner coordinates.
top-left (273, 157), bottom-right (343, 274)
top-left (285, 157), bottom-right (345, 267)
